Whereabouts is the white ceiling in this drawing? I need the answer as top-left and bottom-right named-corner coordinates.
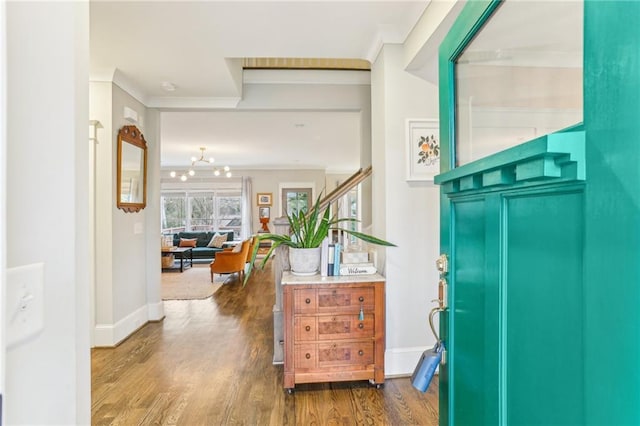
top-left (161, 110), bottom-right (362, 172)
top-left (90, 1), bottom-right (431, 171)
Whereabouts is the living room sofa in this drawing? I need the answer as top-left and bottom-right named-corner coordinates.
top-left (171, 231), bottom-right (235, 261)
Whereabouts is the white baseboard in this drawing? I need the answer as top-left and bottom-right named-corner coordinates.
top-left (385, 346), bottom-right (433, 377)
top-left (93, 304), bottom-right (153, 347)
top-left (93, 324), bottom-right (115, 347)
top-left (147, 301), bottom-right (165, 321)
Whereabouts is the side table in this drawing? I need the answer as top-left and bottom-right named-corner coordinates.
top-left (161, 247), bottom-right (193, 272)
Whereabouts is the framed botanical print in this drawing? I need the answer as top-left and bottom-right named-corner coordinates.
top-left (406, 119), bottom-right (440, 181)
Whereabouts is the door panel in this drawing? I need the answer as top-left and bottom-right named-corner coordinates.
top-left (504, 190), bottom-right (584, 425)
top-left (452, 198), bottom-right (497, 425)
top-left (447, 186), bottom-right (585, 425)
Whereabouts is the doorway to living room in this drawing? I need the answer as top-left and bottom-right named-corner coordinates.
top-left (278, 182), bottom-right (315, 217)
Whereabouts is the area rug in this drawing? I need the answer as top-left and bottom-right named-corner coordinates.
top-left (161, 265), bottom-right (230, 300)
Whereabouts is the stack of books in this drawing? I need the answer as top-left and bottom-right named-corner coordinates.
top-left (320, 238), bottom-right (377, 276)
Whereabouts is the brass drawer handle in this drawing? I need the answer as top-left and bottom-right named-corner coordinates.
top-left (305, 298), bottom-right (311, 304)
top-left (358, 350), bottom-right (364, 356)
top-left (305, 353), bottom-right (311, 359)
top-left (305, 325), bottom-right (311, 332)
top-left (358, 323), bottom-right (364, 329)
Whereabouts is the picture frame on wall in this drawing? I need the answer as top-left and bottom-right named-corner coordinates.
top-left (406, 119), bottom-right (440, 181)
top-left (259, 206), bottom-right (270, 219)
top-left (257, 192), bottom-right (272, 206)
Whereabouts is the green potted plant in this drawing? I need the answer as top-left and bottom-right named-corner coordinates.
top-left (244, 195), bottom-right (395, 284)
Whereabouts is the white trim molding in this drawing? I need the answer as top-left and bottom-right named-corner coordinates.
top-left (147, 301), bottom-right (165, 322)
top-left (93, 304), bottom-right (151, 347)
top-left (385, 345), bottom-right (437, 377)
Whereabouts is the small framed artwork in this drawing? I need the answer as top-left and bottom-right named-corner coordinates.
top-left (406, 119), bottom-right (440, 181)
top-left (257, 192), bottom-right (272, 206)
top-left (259, 206), bottom-right (270, 219)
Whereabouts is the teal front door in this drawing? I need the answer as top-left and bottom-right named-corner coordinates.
top-left (435, 1), bottom-right (640, 425)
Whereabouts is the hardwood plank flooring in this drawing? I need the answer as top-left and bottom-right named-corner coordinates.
top-left (91, 262), bottom-right (439, 425)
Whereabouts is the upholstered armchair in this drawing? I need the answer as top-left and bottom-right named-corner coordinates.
top-left (210, 239), bottom-right (251, 282)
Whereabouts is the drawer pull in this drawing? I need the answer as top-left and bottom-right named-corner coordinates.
top-left (305, 353), bottom-right (311, 359)
top-left (305, 325), bottom-right (311, 332)
top-left (358, 323), bottom-right (364, 329)
top-left (359, 296), bottom-right (364, 302)
top-left (305, 298), bottom-right (311, 304)
top-left (358, 350), bottom-right (364, 356)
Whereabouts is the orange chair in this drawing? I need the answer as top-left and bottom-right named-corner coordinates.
top-left (210, 239), bottom-right (251, 282)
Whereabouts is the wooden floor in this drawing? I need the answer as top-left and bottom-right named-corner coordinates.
top-left (91, 262), bottom-right (439, 425)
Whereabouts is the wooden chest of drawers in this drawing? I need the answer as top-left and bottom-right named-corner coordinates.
top-left (282, 272), bottom-right (385, 391)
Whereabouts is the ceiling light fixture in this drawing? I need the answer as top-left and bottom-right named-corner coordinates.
top-left (191, 147), bottom-right (215, 165)
top-left (169, 147), bottom-right (232, 180)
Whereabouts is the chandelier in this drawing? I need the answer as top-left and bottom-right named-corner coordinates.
top-left (169, 147), bottom-right (232, 181)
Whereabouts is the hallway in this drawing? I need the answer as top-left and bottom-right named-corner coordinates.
top-left (91, 263), bottom-right (439, 425)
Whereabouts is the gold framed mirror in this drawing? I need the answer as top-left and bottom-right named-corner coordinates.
top-left (117, 125), bottom-right (147, 213)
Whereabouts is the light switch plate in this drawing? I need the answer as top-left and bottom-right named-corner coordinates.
top-left (6, 263), bottom-right (44, 348)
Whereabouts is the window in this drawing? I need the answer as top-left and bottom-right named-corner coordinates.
top-left (217, 195), bottom-right (242, 232)
top-left (161, 193), bottom-right (186, 234)
top-left (282, 188), bottom-right (312, 217)
top-left (338, 187), bottom-right (360, 246)
top-left (454, 1), bottom-right (583, 166)
top-left (190, 194), bottom-right (215, 231)
top-left (161, 190), bottom-right (242, 235)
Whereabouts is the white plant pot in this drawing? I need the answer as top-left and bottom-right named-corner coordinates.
top-left (289, 247), bottom-right (321, 276)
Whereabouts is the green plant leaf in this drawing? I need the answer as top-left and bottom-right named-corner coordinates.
top-left (243, 191), bottom-right (396, 285)
top-left (332, 228), bottom-right (396, 247)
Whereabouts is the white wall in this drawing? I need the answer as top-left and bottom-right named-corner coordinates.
top-left (91, 82), bottom-right (114, 331)
top-left (145, 109), bottom-right (163, 321)
top-left (111, 86), bottom-right (149, 324)
top-left (404, 0), bottom-right (465, 84)
top-left (0, 1), bottom-right (6, 420)
top-left (6, 2), bottom-right (90, 424)
top-left (240, 79), bottom-right (371, 112)
top-left (91, 81), bottom-right (162, 346)
top-left (372, 44), bottom-right (441, 376)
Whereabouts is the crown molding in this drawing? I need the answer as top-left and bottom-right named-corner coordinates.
top-left (90, 67), bottom-right (149, 106)
top-left (112, 69), bottom-right (148, 106)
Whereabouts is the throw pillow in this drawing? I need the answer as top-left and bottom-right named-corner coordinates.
top-left (207, 232), bottom-right (227, 248)
top-left (179, 238), bottom-right (197, 248)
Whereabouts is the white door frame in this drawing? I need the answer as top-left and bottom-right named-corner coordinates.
top-left (277, 182), bottom-right (316, 217)
top-left (0, 0), bottom-right (7, 416)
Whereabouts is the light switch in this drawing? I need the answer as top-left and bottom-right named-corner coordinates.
top-left (134, 222), bottom-right (143, 234)
top-left (6, 263), bottom-right (44, 348)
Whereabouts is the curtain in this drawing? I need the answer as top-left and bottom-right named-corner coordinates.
top-left (240, 176), bottom-right (253, 239)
